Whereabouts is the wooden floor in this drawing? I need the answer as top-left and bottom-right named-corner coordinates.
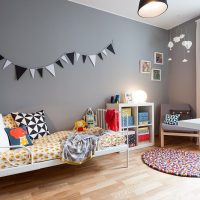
top-left (1, 137), bottom-right (200, 200)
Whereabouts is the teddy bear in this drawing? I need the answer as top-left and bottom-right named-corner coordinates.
top-left (73, 120), bottom-right (87, 132)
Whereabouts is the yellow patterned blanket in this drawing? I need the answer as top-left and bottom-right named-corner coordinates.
top-left (0, 130), bottom-right (125, 170)
top-left (0, 131), bottom-right (68, 170)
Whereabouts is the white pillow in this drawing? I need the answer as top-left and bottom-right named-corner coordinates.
top-left (0, 114), bottom-right (10, 153)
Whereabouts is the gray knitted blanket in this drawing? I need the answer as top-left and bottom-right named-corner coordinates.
top-left (61, 133), bottom-right (98, 165)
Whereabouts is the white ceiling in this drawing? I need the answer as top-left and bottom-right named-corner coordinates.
top-left (68, 0), bottom-right (200, 30)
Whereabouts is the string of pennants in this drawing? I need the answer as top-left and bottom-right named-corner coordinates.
top-left (0, 42), bottom-right (115, 80)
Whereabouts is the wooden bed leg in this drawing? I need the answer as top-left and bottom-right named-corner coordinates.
top-left (161, 129), bottom-right (164, 148)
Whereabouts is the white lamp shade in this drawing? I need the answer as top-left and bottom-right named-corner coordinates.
top-left (133, 90), bottom-right (147, 103)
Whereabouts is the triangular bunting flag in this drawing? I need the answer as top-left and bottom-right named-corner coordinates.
top-left (102, 49), bottom-right (107, 56)
top-left (76, 52), bottom-right (80, 61)
top-left (46, 64), bottom-right (55, 77)
top-left (66, 52), bottom-right (75, 65)
top-left (56, 60), bottom-right (63, 68)
top-left (107, 43), bottom-right (115, 54)
top-left (3, 60), bottom-right (12, 69)
top-left (89, 55), bottom-right (97, 67)
top-left (30, 69), bottom-right (35, 79)
top-left (37, 68), bottom-right (43, 78)
top-left (61, 55), bottom-right (68, 63)
top-left (15, 65), bottom-right (27, 80)
top-left (82, 55), bottom-right (87, 63)
top-left (0, 55), bottom-right (4, 60)
top-left (98, 53), bottom-right (103, 60)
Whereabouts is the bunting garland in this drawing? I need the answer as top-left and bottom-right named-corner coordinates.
top-left (82, 55), bottom-right (87, 63)
top-left (0, 41), bottom-right (115, 80)
top-left (107, 44), bottom-right (115, 54)
top-left (66, 52), bottom-right (75, 65)
top-left (88, 55), bottom-right (97, 67)
top-left (61, 55), bottom-right (68, 63)
top-left (30, 69), bottom-right (35, 79)
top-left (37, 68), bottom-right (43, 78)
top-left (102, 49), bottom-right (107, 56)
top-left (46, 64), bottom-right (56, 77)
top-left (15, 66), bottom-right (27, 80)
top-left (98, 53), bottom-right (103, 60)
top-left (76, 53), bottom-right (80, 61)
top-left (0, 55), bottom-right (4, 60)
top-left (56, 60), bottom-right (64, 68)
top-left (3, 60), bottom-right (12, 69)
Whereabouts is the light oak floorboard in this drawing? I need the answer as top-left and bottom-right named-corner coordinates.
top-left (1, 137), bottom-right (200, 200)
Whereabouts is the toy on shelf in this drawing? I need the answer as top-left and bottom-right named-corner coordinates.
top-left (114, 95), bottom-right (120, 103)
top-left (109, 94), bottom-right (121, 104)
top-left (84, 108), bottom-right (96, 128)
top-left (74, 120), bottom-right (87, 132)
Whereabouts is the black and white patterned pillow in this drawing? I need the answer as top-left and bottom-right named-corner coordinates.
top-left (11, 110), bottom-right (50, 140)
top-left (164, 114), bottom-right (180, 125)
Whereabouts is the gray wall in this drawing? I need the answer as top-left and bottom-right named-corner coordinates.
top-left (0, 0), bottom-right (169, 133)
top-left (168, 17), bottom-right (199, 115)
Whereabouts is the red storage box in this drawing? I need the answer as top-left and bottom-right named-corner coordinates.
top-left (138, 133), bottom-right (150, 142)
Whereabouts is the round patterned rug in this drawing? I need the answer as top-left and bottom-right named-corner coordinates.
top-left (142, 148), bottom-right (200, 177)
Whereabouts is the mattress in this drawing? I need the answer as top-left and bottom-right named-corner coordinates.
top-left (0, 131), bottom-right (68, 170)
top-left (0, 130), bottom-right (125, 170)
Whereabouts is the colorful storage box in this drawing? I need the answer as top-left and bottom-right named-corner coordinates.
top-left (122, 108), bottom-right (132, 116)
top-left (121, 116), bottom-right (134, 127)
top-left (138, 127), bottom-right (150, 142)
top-left (125, 131), bottom-right (136, 147)
top-left (138, 112), bottom-right (150, 125)
top-left (138, 112), bottom-right (149, 121)
top-left (138, 127), bottom-right (149, 134)
top-left (138, 134), bottom-right (150, 142)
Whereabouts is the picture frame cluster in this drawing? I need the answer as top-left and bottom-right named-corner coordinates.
top-left (140, 52), bottom-right (163, 81)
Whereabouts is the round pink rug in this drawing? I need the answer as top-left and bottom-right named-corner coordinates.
top-left (142, 148), bottom-right (200, 177)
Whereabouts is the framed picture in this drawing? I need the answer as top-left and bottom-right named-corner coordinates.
top-left (124, 92), bottom-right (133, 103)
top-left (154, 52), bottom-right (164, 65)
top-left (151, 69), bottom-right (161, 81)
top-left (140, 60), bottom-right (151, 73)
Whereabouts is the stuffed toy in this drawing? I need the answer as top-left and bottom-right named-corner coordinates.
top-left (74, 120), bottom-right (86, 132)
top-left (84, 108), bottom-right (96, 128)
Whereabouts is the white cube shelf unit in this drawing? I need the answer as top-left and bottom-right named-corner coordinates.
top-left (106, 102), bottom-right (154, 150)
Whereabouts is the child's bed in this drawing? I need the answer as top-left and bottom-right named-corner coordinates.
top-left (0, 109), bottom-right (129, 177)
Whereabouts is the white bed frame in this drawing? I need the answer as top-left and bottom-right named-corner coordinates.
top-left (0, 109), bottom-right (129, 178)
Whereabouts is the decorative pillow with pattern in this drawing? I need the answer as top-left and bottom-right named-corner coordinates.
top-left (164, 114), bottom-right (180, 125)
top-left (11, 110), bottom-right (50, 140)
top-left (170, 110), bottom-right (191, 120)
top-left (5, 126), bottom-right (33, 149)
top-left (3, 114), bottom-right (18, 129)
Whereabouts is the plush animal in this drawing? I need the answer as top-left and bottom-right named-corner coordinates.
top-left (74, 120), bottom-right (86, 132)
top-left (84, 108), bottom-right (96, 128)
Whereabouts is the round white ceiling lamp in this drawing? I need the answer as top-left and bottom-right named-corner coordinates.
top-left (138, 0), bottom-right (168, 18)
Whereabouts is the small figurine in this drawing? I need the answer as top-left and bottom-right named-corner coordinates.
top-left (74, 120), bottom-right (86, 132)
top-left (85, 108), bottom-right (96, 128)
